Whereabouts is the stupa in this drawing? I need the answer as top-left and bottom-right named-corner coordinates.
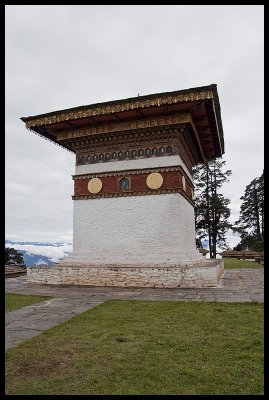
top-left (21, 84), bottom-right (224, 287)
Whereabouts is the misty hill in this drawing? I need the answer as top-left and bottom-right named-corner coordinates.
top-left (5, 240), bottom-right (72, 267)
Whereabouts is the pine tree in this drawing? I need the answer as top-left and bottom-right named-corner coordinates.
top-left (235, 171), bottom-right (264, 250)
top-left (193, 159), bottom-right (232, 258)
top-left (5, 247), bottom-right (25, 266)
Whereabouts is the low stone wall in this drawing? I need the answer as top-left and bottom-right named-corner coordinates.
top-left (27, 260), bottom-right (224, 288)
top-left (5, 265), bottom-right (27, 278)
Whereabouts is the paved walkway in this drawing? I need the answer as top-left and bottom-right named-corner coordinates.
top-left (5, 269), bottom-right (264, 350)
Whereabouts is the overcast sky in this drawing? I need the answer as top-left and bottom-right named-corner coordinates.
top-left (5, 5), bottom-right (264, 249)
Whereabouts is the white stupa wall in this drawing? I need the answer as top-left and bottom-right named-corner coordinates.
top-left (63, 193), bottom-right (201, 265)
top-left (61, 155), bottom-right (202, 266)
top-left (75, 155), bottom-right (193, 181)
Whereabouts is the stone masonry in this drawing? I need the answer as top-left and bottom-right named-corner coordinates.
top-left (27, 259), bottom-right (224, 288)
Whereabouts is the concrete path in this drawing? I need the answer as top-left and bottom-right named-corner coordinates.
top-left (5, 268), bottom-right (264, 350)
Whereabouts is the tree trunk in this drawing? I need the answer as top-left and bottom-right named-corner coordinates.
top-left (253, 185), bottom-right (262, 240)
top-left (206, 162), bottom-right (213, 258)
top-left (211, 164), bottom-right (217, 258)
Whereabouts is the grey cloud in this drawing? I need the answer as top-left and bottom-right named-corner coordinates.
top-left (6, 5), bottom-right (264, 246)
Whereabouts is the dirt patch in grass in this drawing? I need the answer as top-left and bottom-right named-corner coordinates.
top-left (16, 348), bottom-right (77, 379)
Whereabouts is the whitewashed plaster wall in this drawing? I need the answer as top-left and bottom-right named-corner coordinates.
top-left (62, 193), bottom-right (202, 265)
top-left (75, 155), bottom-right (193, 181)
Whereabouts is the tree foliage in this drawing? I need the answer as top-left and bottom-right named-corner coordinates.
top-left (193, 158), bottom-right (232, 258)
top-left (5, 247), bottom-right (25, 266)
top-left (234, 171), bottom-right (264, 251)
top-left (233, 235), bottom-right (264, 252)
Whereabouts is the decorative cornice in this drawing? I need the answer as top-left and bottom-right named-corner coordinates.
top-left (25, 90), bottom-right (213, 128)
top-left (63, 125), bottom-right (180, 150)
top-left (72, 165), bottom-right (192, 183)
top-left (57, 113), bottom-right (192, 141)
top-left (73, 163), bottom-right (194, 204)
top-left (72, 188), bottom-right (195, 206)
top-left (67, 124), bottom-right (197, 172)
top-left (76, 145), bottom-right (175, 166)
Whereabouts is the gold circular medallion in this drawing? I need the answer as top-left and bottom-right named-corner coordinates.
top-left (182, 175), bottom-right (186, 191)
top-left (88, 178), bottom-right (102, 194)
top-left (146, 172), bottom-right (163, 190)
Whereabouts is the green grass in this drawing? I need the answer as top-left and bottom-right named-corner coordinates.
top-left (5, 300), bottom-right (264, 395)
top-left (224, 258), bottom-right (264, 269)
top-left (5, 293), bottom-right (53, 312)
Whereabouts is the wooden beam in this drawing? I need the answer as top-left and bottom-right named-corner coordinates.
top-left (193, 115), bottom-right (206, 122)
top-left (196, 125), bottom-right (210, 131)
top-left (189, 100), bottom-right (205, 112)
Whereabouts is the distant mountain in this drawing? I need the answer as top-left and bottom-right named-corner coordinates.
top-left (17, 250), bottom-right (54, 267)
top-left (5, 240), bottom-right (72, 267)
top-left (5, 240), bottom-right (67, 247)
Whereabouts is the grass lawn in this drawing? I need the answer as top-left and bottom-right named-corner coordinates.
top-left (224, 258), bottom-right (264, 269)
top-left (5, 293), bottom-right (53, 312)
top-left (5, 300), bottom-right (264, 395)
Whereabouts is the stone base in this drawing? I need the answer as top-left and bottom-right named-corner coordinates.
top-left (26, 259), bottom-right (224, 288)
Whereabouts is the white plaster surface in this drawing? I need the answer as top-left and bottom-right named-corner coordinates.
top-left (75, 155), bottom-right (193, 181)
top-left (61, 193), bottom-right (202, 265)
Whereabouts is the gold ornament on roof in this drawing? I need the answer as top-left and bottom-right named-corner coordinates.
top-left (25, 90), bottom-right (213, 128)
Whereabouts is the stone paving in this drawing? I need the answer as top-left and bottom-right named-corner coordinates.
top-left (5, 268), bottom-right (264, 350)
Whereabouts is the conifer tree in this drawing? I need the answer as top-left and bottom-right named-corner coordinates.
top-left (234, 171), bottom-right (264, 250)
top-left (5, 247), bottom-right (25, 266)
top-left (193, 159), bottom-right (232, 258)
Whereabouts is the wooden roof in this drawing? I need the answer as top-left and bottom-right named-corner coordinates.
top-left (21, 84), bottom-right (225, 160)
